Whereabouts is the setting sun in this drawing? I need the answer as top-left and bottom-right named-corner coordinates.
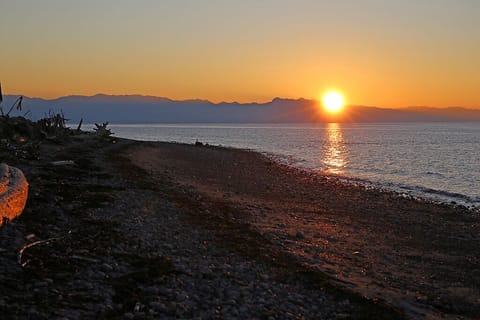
top-left (322, 91), bottom-right (345, 113)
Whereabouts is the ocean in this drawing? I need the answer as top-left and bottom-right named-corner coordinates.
top-left (92, 122), bottom-right (480, 208)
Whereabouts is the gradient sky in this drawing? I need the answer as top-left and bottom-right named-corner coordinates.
top-left (1, 0), bottom-right (479, 107)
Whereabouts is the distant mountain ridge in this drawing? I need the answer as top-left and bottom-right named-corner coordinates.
top-left (2, 94), bottom-right (480, 123)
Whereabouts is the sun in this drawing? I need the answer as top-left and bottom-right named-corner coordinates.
top-left (322, 91), bottom-right (345, 114)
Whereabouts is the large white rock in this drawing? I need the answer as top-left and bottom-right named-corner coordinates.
top-left (0, 163), bottom-right (28, 226)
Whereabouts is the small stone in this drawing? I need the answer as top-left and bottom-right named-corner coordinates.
top-left (101, 263), bottom-right (114, 272)
top-left (123, 313), bottom-right (134, 320)
top-left (34, 281), bottom-right (48, 288)
top-left (149, 301), bottom-right (165, 312)
top-left (295, 231), bottom-right (305, 239)
top-left (144, 286), bottom-right (159, 296)
top-left (315, 247), bottom-right (324, 253)
top-left (133, 302), bottom-right (142, 312)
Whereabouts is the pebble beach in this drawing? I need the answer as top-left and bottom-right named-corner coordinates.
top-left (0, 132), bottom-right (478, 319)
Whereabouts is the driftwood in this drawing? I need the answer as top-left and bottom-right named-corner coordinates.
top-left (0, 163), bottom-right (28, 226)
top-left (76, 118), bottom-right (83, 132)
top-left (18, 231), bottom-right (72, 267)
top-left (6, 96), bottom-right (23, 117)
top-left (93, 122), bottom-right (113, 138)
top-left (37, 111), bottom-right (68, 138)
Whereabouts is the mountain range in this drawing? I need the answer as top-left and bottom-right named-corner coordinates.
top-left (2, 94), bottom-right (480, 124)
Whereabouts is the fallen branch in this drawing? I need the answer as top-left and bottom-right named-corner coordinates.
top-left (76, 118), bottom-right (83, 132)
top-left (6, 96), bottom-right (23, 117)
top-left (18, 230), bottom-right (72, 267)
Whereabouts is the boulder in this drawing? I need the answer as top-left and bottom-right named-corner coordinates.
top-left (0, 163), bottom-right (28, 226)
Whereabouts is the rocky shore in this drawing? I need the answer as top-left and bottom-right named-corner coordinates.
top-left (0, 132), bottom-right (478, 319)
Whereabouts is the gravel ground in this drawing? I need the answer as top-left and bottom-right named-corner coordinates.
top-left (0, 135), bottom-right (402, 319)
top-left (129, 141), bottom-right (479, 320)
top-left (3, 134), bottom-right (477, 319)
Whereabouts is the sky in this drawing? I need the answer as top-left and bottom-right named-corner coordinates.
top-left (1, 0), bottom-right (479, 108)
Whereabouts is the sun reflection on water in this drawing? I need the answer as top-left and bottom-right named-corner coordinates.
top-left (322, 123), bottom-right (348, 174)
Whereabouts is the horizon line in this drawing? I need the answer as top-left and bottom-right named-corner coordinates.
top-left (2, 93), bottom-right (479, 110)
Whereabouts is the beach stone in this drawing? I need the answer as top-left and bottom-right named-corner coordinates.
top-left (149, 301), bottom-right (165, 312)
top-left (33, 281), bottom-right (48, 288)
top-left (295, 231), bottom-right (305, 239)
top-left (100, 263), bottom-right (114, 272)
top-left (144, 286), bottom-right (159, 296)
top-left (0, 163), bottom-right (28, 226)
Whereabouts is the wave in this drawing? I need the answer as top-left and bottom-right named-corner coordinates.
top-left (337, 176), bottom-right (479, 210)
top-left (423, 171), bottom-right (446, 178)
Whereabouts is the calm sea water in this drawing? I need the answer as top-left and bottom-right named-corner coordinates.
top-left (92, 123), bottom-right (480, 207)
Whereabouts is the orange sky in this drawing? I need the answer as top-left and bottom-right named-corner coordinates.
top-left (1, 1), bottom-right (479, 108)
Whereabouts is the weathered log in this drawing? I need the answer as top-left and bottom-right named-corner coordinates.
top-left (0, 163), bottom-right (28, 226)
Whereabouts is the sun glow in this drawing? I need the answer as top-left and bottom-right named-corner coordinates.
top-left (322, 91), bottom-right (345, 114)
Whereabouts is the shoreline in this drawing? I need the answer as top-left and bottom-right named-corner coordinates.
top-left (0, 134), bottom-right (478, 319)
top-left (126, 139), bottom-right (479, 319)
top-left (254, 150), bottom-right (480, 211)
top-left (96, 121), bottom-right (480, 209)
top-left (116, 138), bottom-right (480, 210)
top-left (116, 136), bottom-right (478, 209)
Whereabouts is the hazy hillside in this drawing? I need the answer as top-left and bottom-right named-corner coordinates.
top-left (2, 94), bottom-right (480, 124)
